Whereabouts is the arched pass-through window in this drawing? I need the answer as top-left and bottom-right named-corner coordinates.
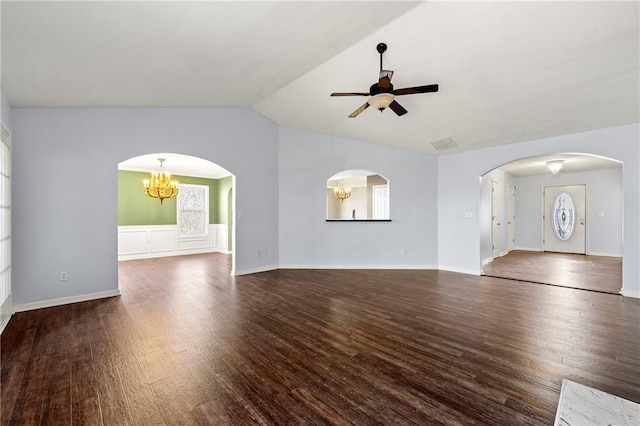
top-left (326, 170), bottom-right (390, 221)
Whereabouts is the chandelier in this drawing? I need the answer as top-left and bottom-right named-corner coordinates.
top-left (143, 158), bottom-right (178, 204)
top-left (546, 160), bottom-right (564, 175)
top-left (334, 180), bottom-right (352, 202)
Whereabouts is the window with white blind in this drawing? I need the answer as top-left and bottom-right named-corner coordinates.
top-left (1, 124), bottom-right (11, 332)
top-left (177, 184), bottom-right (209, 238)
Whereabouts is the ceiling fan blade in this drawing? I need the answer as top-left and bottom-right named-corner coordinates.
top-left (393, 84), bottom-right (439, 96)
top-left (378, 70), bottom-right (394, 89)
top-left (330, 92), bottom-right (370, 97)
top-left (348, 102), bottom-right (370, 118)
top-left (388, 100), bottom-right (407, 116)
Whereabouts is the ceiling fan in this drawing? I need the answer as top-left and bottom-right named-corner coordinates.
top-left (330, 42), bottom-right (439, 118)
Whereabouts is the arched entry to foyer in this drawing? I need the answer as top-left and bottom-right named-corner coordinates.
top-left (479, 153), bottom-right (623, 294)
top-left (116, 153), bottom-right (235, 287)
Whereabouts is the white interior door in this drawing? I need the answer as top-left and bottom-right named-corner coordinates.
top-left (507, 184), bottom-right (515, 252)
top-left (543, 184), bottom-right (586, 254)
top-left (492, 180), bottom-right (501, 258)
top-left (372, 185), bottom-right (389, 219)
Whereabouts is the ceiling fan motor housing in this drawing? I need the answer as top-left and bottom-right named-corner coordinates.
top-left (369, 82), bottom-right (394, 96)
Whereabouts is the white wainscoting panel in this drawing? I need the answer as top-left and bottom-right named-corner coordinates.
top-left (177, 237), bottom-right (209, 251)
top-left (209, 227), bottom-right (218, 249)
top-left (150, 229), bottom-right (176, 253)
top-left (217, 226), bottom-right (228, 251)
top-left (118, 224), bottom-right (228, 261)
top-left (118, 229), bottom-right (149, 256)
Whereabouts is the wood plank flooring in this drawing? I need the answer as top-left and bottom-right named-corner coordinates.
top-left (482, 250), bottom-right (622, 294)
top-left (2, 253), bottom-right (639, 425)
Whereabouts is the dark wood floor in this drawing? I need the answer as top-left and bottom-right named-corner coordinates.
top-left (2, 253), bottom-right (639, 425)
top-left (482, 250), bottom-right (623, 294)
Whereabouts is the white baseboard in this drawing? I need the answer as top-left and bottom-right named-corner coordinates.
top-left (586, 252), bottom-right (622, 258)
top-left (119, 248), bottom-right (228, 262)
top-left (482, 257), bottom-right (493, 266)
top-left (0, 295), bottom-right (11, 334)
top-left (621, 289), bottom-right (640, 299)
top-left (438, 266), bottom-right (482, 276)
top-left (233, 265), bottom-right (279, 276)
top-left (0, 315), bottom-right (11, 334)
top-left (514, 247), bottom-right (621, 258)
top-left (278, 264), bottom-right (438, 270)
top-left (13, 289), bottom-right (121, 313)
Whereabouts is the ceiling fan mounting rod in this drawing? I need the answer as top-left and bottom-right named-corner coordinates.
top-left (376, 42), bottom-right (387, 71)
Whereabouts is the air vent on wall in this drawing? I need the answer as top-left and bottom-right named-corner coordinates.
top-left (430, 137), bottom-right (458, 151)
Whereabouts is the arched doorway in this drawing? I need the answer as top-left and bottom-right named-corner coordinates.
top-left (479, 153), bottom-right (623, 293)
top-left (116, 153), bottom-right (236, 288)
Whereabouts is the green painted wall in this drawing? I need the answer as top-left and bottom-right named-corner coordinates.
top-left (118, 170), bottom-right (228, 226)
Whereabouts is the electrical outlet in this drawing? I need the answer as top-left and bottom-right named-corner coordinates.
top-left (400, 249), bottom-right (407, 256)
top-left (268, 248), bottom-right (274, 256)
top-left (59, 271), bottom-right (68, 281)
top-left (257, 250), bottom-right (263, 257)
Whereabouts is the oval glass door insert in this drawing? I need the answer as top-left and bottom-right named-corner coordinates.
top-left (552, 192), bottom-right (575, 241)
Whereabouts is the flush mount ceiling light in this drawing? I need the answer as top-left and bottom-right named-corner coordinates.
top-left (546, 160), bottom-right (565, 175)
top-left (143, 158), bottom-right (179, 204)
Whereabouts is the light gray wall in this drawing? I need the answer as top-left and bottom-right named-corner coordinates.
top-left (438, 123), bottom-right (639, 297)
top-left (8, 106), bottom-right (639, 306)
top-left (278, 127), bottom-right (438, 268)
top-left (514, 168), bottom-right (622, 256)
top-left (12, 108), bottom-right (279, 306)
top-left (1, 90), bottom-right (12, 134)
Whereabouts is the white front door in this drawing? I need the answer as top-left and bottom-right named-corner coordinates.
top-left (543, 184), bottom-right (586, 254)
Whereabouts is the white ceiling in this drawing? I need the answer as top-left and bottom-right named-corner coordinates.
top-left (1, 1), bottom-right (418, 107)
top-left (2, 1), bottom-right (638, 159)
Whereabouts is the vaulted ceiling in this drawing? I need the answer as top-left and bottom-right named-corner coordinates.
top-left (2, 1), bottom-right (638, 156)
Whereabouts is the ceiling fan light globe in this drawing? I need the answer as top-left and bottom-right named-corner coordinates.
top-left (369, 93), bottom-right (394, 111)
